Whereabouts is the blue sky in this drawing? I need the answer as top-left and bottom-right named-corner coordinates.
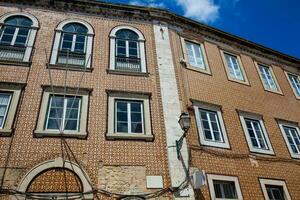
top-left (103, 0), bottom-right (300, 59)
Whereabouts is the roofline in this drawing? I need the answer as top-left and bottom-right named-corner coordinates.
top-left (1, 0), bottom-right (299, 65)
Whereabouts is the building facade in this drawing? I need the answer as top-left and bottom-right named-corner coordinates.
top-left (0, 0), bottom-right (299, 200)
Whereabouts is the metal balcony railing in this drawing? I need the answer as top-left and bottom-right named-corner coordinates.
top-left (115, 56), bottom-right (141, 72)
top-left (0, 44), bottom-right (26, 62)
top-left (57, 51), bottom-right (86, 67)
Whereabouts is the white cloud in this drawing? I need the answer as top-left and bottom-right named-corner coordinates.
top-left (129, 0), bottom-right (165, 8)
top-left (176, 0), bottom-right (219, 23)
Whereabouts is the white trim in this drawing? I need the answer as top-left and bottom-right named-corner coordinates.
top-left (285, 71), bottom-right (300, 99)
top-left (0, 12), bottom-right (39, 62)
top-left (194, 102), bottom-right (230, 149)
top-left (34, 89), bottom-right (89, 139)
top-left (278, 121), bottom-right (300, 159)
top-left (50, 19), bottom-right (94, 68)
top-left (207, 174), bottom-right (243, 200)
top-left (0, 92), bottom-right (12, 129)
top-left (259, 179), bottom-right (291, 200)
top-left (13, 157), bottom-right (93, 200)
top-left (239, 112), bottom-right (274, 155)
top-left (107, 92), bottom-right (153, 141)
top-left (109, 25), bottom-right (147, 73)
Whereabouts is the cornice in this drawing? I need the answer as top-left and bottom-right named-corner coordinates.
top-left (1, 0), bottom-right (299, 68)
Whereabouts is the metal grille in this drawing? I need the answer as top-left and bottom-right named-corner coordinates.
top-left (115, 56), bottom-right (141, 72)
top-left (0, 45), bottom-right (26, 62)
top-left (57, 51), bottom-right (86, 67)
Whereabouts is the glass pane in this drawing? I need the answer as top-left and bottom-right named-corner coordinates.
top-left (67, 98), bottom-right (80, 108)
top-left (47, 118), bottom-right (61, 130)
top-left (223, 182), bottom-right (237, 198)
top-left (251, 138), bottom-right (259, 148)
top-left (51, 97), bottom-right (64, 107)
top-left (213, 131), bottom-right (221, 142)
top-left (64, 119), bottom-right (78, 131)
top-left (117, 122), bottom-right (128, 133)
top-left (129, 49), bottom-right (138, 57)
top-left (116, 101), bottom-right (127, 112)
top-left (131, 102), bottom-right (141, 112)
top-left (0, 93), bottom-right (11, 105)
top-left (117, 112), bottom-right (127, 122)
top-left (66, 109), bottom-right (79, 119)
top-left (1, 34), bottom-right (13, 44)
top-left (213, 182), bottom-right (222, 198)
top-left (63, 23), bottom-right (87, 34)
top-left (14, 36), bottom-right (27, 46)
top-left (48, 107), bottom-right (63, 118)
top-left (75, 43), bottom-right (84, 52)
top-left (204, 130), bottom-right (212, 140)
top-left (0, 106), bottom-right (6, 116)
top-left (131, 122), bottom-right (143, 133)
top-left (0, 117), bottom-right (3, 127)
top-left (116, 29), bottom-right (139, 40)
top-left (131, 113), bottom-right (142, 122)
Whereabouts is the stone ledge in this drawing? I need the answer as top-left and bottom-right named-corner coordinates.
top-left (33, 130), bottom-right (87, 139)
top-left (106, 132), bottom-right (154, 141)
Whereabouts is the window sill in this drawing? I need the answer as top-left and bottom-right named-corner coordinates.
top-left (0, 128), bottom-right (13, 136)
top-left (186, 65), bottom-right (211, 76)
top-left (106, 132), bottom-right (154, 141)
top-left (0, 60), bottom-right (31, 67)
top-left (107, 69), bottom-right (149, 77)
top-left (227, 77), bottom-right (250, 86)
top-left (200, 140), bottom-right (230, 149)
top-left (48, 64), bottom-right (93, 72)
top-left (263, 87), bottom-right (284, 96)
top-left (34, 130), bottom-right (87, 139)
top-left (249, 149), bottom-right (275, 156)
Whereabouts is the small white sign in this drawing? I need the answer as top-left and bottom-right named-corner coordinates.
top-left (146, 176), bottom-right (163, 189)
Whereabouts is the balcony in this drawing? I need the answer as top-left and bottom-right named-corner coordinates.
top-left (0, 44), bottom-right (26, 62)
top-left (57, 51), bottom-right (86, 67)
top-left (115, 56), bottom-right (141, 72)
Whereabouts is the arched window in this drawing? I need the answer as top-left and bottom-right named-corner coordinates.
top-left (0, 13), bottom-right (39, 62)
top-left (109, 26), bottom-right (146, 73)
top-left (50, 19), bottom-right (94, 69)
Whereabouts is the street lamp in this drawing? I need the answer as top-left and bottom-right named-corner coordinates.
top-left (176, 112), bottom-right (191, 159)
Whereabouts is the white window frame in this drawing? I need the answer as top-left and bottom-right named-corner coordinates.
top-left (285, 71), bottom-right (300, 99)
top-left (114, 100), bottom-right (144, 134)
top-left (60, 33), bottom-right (87, 53)
top-left (220, 50), bottom-right (249, 85)
top-left (45, 95), bottom-right (82, 132)
top-left (50, 19), bottom-right (94, 68)
top-left (107, 91), bottom-right (153, 141)
top-left (278, 120), bottom-right (300, 159)
top-left (255, 62), bottom-right (282, 94)
top-left (0, 12), bottom-right (39, 62)
top-left (207, 174), bottom-right (243, 200)
top-left (0, 83), bottom-right (23, 136)
top-left (239, 111), bottom-right (274, 155)
top-left (194, 101), bottom-right (230, 149)
top-left (109, 26), bottom-right (147, 73)
top-left (180, 38), bottom-right (211, 74)
top-left (34, 87), bottom-right (89, 139)
top-left (259, 179), bottom-right (291, 200)
top-left (116, 38), bottom-right (140, 58)
top-left (0, 92), bottom-right (12, 129)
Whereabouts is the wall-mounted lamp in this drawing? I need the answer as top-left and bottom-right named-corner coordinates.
top-left (176, 112), bottom-right (191, 159)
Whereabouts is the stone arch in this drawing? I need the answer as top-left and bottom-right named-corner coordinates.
top-left (13, 157), bottom-right (93, 200)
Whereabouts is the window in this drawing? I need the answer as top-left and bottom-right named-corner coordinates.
top-left (45, 95), bottom-right (81, 131)
top-left (107, 92), bottom-right (153, 141)
top-left (239, 112), bottom-right (274, 154)
top-left (0, 13), bottom-right (39, 63)
top-left (115, 100), bottom-right (144, 134)
top-left (50, 19), bottom-right (94, 69)
top-left (34, 87), bottom-right (89, 138)
top-left (220, 51), bottom-right (249, 84)
top-left (260, 179), bottom-right (291, 200)
top-left (194, 101), bottom-right (230, 148)
top-left (181, 38), bottom-right (210, 74)
top-left (0, 93), bottom-right (12, 129)
top-left (207, 174), bottom-right (243, 200)
top-left (278, 121), bottom-right (300, 159)
top-left (109, 26), bottom-right (147, 73)
top-left (256, 62), bottom-right (281, 93)
top-left (285, 72), bottom-right (300, 99)
top-left (0, 83), bottom-right (23, 136)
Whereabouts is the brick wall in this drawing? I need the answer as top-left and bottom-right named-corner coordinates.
top-left (169, 29), bottom-right (300, 200)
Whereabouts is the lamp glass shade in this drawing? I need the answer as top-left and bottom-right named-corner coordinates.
top-left (178, 112), bottom-right (191, 131)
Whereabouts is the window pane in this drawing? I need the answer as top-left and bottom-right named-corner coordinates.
top-left (213, 183), bottom-right (222, 198)
top-left (116, 101), bottom-right (127, 112)
top-left (117, 112), bottom-right (127, 122)
top-left (0, 93), bottom-right (11, 128)
top-left (131, 102), bottom-right (141, 112)
top-left (288, 74), bottom-right (300, 96)
top-left (283, 126), bottom-right (300, 154)
top-left (131, 113), bottom-right (142, 122)
top-left (67, 98), bottom-right (80, 108)
top-left (48, 107), bottom-right (63, 118)
top-left (204, 130), bottom-right (212, 140)
top-left (65, 109), bottom-right (79, 119)
top-left (185, 41), bottom-right (205, 69)
top-left (131, 122), bottom-right (143, 133)
top-left (47, 118), bottom-right (61, 130)
top-left (64, 119), bottom-right (78, 131)
top-left (117, 122), bottom-right (128, 132)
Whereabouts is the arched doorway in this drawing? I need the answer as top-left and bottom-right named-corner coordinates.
top-left (12, 157), bottom-right (93, 200)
